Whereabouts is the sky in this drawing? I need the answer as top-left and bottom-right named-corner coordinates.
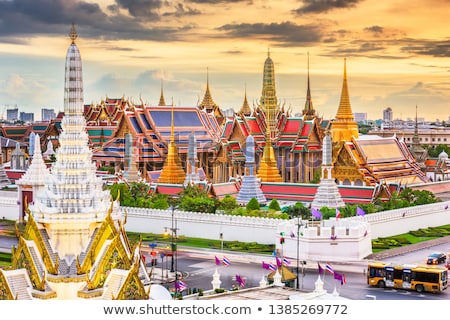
top-left (0, 0), bottom-right (449, 122)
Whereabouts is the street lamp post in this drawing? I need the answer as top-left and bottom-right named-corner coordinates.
top-left (164, 199), bottom-right (179, 296)
top-left (296, 216), bottom-right (304, 290)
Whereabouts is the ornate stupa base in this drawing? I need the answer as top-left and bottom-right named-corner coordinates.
top-left (237, 175), bottom-right (267, 205)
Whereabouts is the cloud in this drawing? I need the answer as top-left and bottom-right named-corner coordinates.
top-left (217, 21), bottom-right (323, 46)
top-left (0, 0), bottom-right (193, 42)
top-left (187, 0), bottom-right (251, 3)
top-left (114, 0), bottom-right (163, 19)
top-left (293, 0), bottom-right (364, 14)
top-left (401, 39), bottom-right (450, 57)
top-left (162, 3), bottom-right (201, 17)
top-left (364, 25), bottom-right (384, 34)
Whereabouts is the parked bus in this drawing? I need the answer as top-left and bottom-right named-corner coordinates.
top-left (367, 261), bottom-right (448, 293)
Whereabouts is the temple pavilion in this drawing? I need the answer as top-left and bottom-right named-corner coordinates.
top-left (0, 25), bottom-right (150, 300)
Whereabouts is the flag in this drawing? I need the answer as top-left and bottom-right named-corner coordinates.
top-left (236, 274), bottom-right (246, 288)
top-left (325, 263), bottom-right (334, 274)
top-left (262, 261), bottom-right (270, 270)
top-left (175, 280), bottom-right (188, 291)
top-left (276, 256), bottom-right (282, 267)
top-left (334, 272), bottom-right (346, 285)
top-left (222, 256), bottom-right (231, 266)
top-left (356, 207), bottom-right (365, 216)
top-left (312, 208), bottom-right (322, 219)
top-left (215, 256), bottom-right (221, 266)
top-left (268, 263), bottom-right (277, 271)
top-left (335, 208), bottom-right (341, 221)
top-left (318, 262), bottom-right (324, 275)
top-left (283, 257), bottom-right (291, 266)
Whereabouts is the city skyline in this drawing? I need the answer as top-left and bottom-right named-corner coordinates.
top-left (0, 0), bottom-right (449, 121)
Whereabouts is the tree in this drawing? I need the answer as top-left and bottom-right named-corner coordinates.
top-left (246, 198), bottom-right (260, 212)
top-left (268, 199), bottom-right (281, 212)
top-left (285, 202), bottom-right (310, 219)
top-left (217, 195), bottom-right (239, 213)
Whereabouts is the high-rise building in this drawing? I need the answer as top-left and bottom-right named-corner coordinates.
top-left (383, 107), bottom-right (393, 122)
top-left (354, 112), bottom-right (367, 123)
top-left (6, 107), bottom-right (18, 122)
top-left (41, 108), bottom-right (56, 121)
top-left (19, 111), bottom-right (34, 123)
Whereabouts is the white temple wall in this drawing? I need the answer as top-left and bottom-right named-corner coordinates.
top-left (123, 207), bottom-right (280, 244)
top-left (0, 193), bottom-right (18, 220)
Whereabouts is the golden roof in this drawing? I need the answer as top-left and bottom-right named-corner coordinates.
top-left (198, 68), bottom-right (219, 112)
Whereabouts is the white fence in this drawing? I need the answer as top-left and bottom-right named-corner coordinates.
top-left (122, 207), bottom-right (281, 244)
top-left (345, 201), bottom-right (450, 238)
top-left (2, 190), bottom-right (450, 244)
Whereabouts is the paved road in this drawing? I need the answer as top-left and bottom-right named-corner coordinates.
top-left (366, 235), bottom-right (450, 260)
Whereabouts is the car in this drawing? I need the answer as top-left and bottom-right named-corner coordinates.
top-left (426, 252), bottom-right (447, 265)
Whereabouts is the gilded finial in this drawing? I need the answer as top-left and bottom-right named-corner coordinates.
top-left (69, 23), bottom-right (78, 44)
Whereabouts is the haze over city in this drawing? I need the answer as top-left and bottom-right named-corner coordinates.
top-left (0, 0), bottom-right (449, 121)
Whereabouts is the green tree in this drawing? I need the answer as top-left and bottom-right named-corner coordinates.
top-left (268, 199), bottom-right (281, 212)
top-left (217, 195), bottom-right (239, 213)
top-left (246, 198), bottom-right (260, 212)
top-left (285, 202), bottom-right (310, 219)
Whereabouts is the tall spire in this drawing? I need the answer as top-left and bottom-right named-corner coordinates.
top-left (238, 85), bottom-right (252, 116)
top-left (335, 58), bottom-right (353, 121)
top-left (158, 79), bottom-right (166, 106)
top-left (158, 103), bottom-right (186, 184)
top-left (303, 51), bottom-right (316, 120)
top-left (30, 24), bottom-right (119, 258)
top-left (198, 67), bottom-right (219, 113)
top-left (331, 58), bottom-right (359, 142)
top-left (259, 50), bottom-right (279, 131)
top-left (64, 23), bottom-right (84, 116)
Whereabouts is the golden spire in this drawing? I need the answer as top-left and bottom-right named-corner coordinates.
top-left (257, 106), bottom-right (282, 182)
top-left (158, 103), bottom-right (186, 184)
top-left (259, 50), bottom-right (279, 131)
top-left (303, 51), bottom-right (316, 120)
top-left (198, 67), bottom-right (219, 113)
top-left (335, 58), bottom-right (353, 121)
top-left (238, 85), bottom-right (252, 116)
top-left (158, 79), bottom-right (166, 106)
top-left (331, 58), bottom-right (359, 142)
top-left (69, 23), bottom-right (78, 44)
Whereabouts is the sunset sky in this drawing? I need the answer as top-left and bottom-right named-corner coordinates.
top-left (0, 0), bottom-right (449, 121)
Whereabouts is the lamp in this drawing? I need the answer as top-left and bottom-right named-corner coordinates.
top-left (296, 216), bottom-right (304, 290)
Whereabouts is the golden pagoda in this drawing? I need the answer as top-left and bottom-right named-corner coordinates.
top-left (158, 104), bottom-right (186, 184)
top-left (257, 108), bottom-right (283, 182)
top-left (259, 49), bottom-right (279, 130)
top-left (330, 58), bottom-right (359, 142)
